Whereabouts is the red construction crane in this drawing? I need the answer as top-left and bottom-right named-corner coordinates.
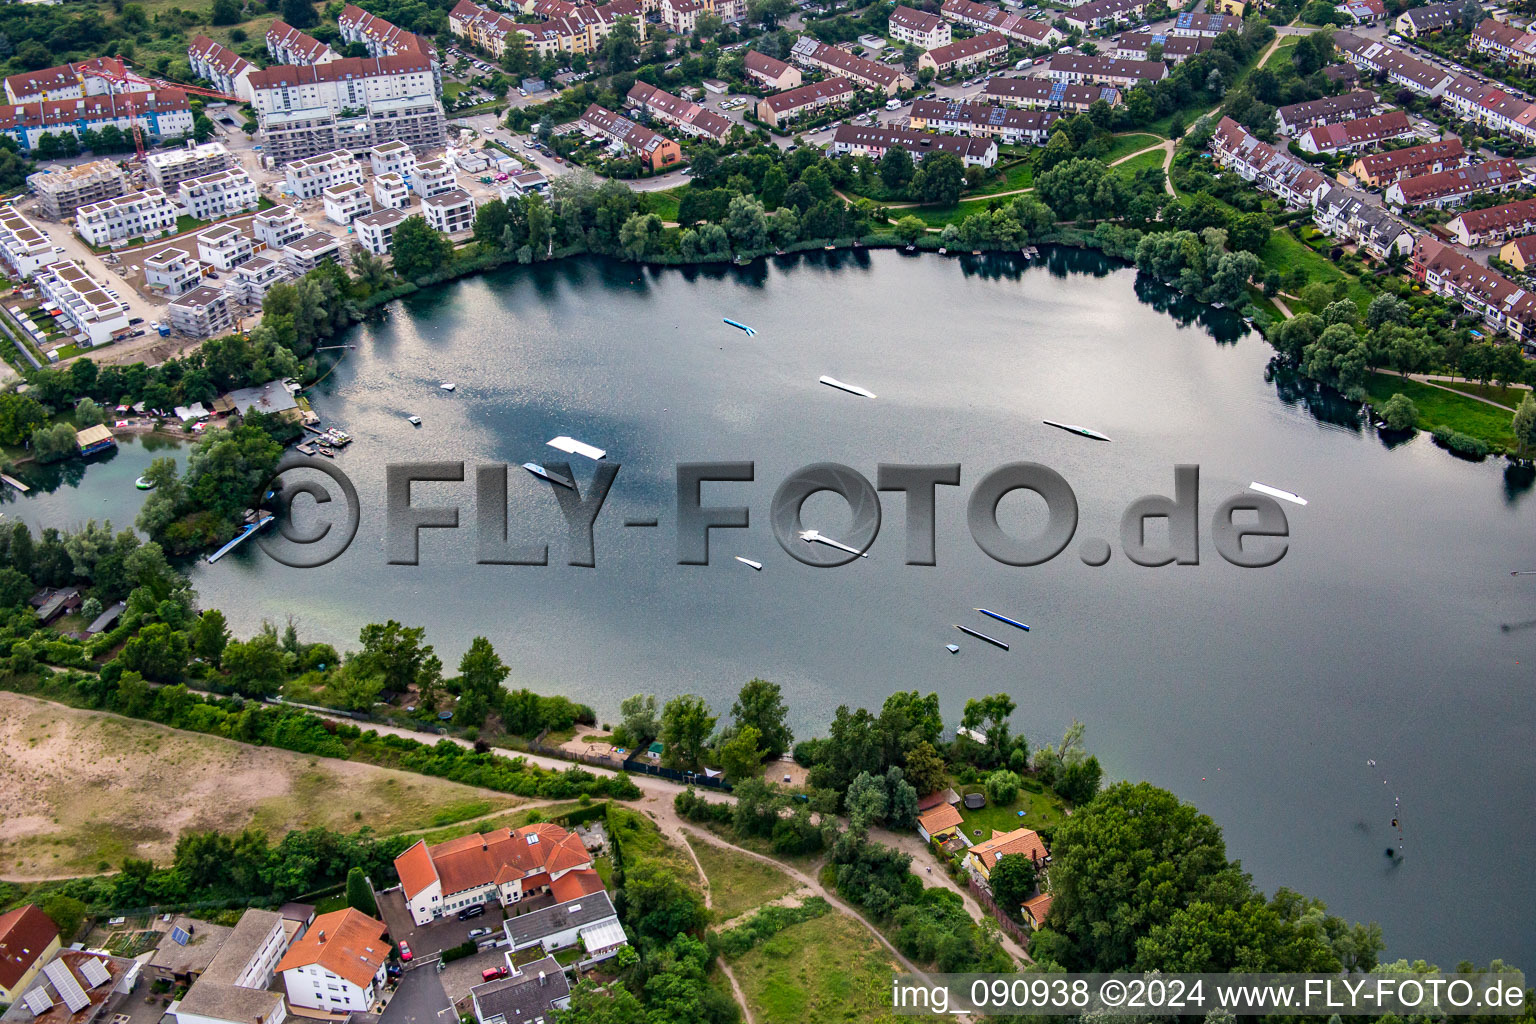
top-left (98, 55), bottom-right (242, 103)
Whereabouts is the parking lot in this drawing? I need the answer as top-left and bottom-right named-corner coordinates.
top-left (377, 888), bottom-right (512, 963)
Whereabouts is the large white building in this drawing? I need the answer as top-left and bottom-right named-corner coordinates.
top-left (143, 246), bottom-right (202, 297)
top-left (178, 167), bottom-right (260, 221)
top-left (412, 157), bottom-right (457, 198)
top-left (147, 141), bottom-right (236, 190)
top-left (369, 139), bottom-right (418, 178)
top-left (422, 189), bottom-right (476, 235)
top-left (253, 205), bottom-right (308, 250)
top-left (226, 253), bottom-right (292, 305)
top-left (323, 181), bottom-right (372, 225)
top-left (187, 36), bottom-right (256, 102)
top-left (282, 231), bottom-right (344, 273)
top-left (393, 824), bottom-right (596, 926)
top-left (75, 188), bottom-right (179, 248)
top-left (0, 89), bottom-right (194, 154)
top-left (35, 261), bottom-right (129, 346)
top-left (373, 172), bottom-right (412, 210)
top-left (285, 150), bottom-right (365, 199)
top-left (174, 909), bottom-right (293, 1024)
top-left (28, 160), bottom-right (127, 219)
top-left (168, 284), bottom-right (235, 338)
top-left (276, 909), bottom-right (389, 1014)
top-left (2, 57), bottom-right (144, 105)
top-left (355, 206), bottom-right (407, 254)
top-left (196, 223), bottom-right (255, 271)
top-left (0, 206), bottom-right (59, 279)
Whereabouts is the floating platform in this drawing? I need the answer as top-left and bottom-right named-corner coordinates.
top-left (206, 514), bottom-right (274, 564)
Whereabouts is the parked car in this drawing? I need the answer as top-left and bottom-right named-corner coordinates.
top-left (458, 903), bottom-right (487, 921)
top-left (481, 966), bottom-right (510, 982)
top-left (468, 927), bottom-right (493, 939)
top-left (398, 941), bottom-right (413, 962)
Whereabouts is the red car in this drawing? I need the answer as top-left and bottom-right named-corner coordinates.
top-left (481, 966), bottom-right (510, 982)
top-left (398, 941), bottom-right (413, 962)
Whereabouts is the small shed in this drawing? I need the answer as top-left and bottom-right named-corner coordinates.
top-left (75, 424), bottom-right (116, 456)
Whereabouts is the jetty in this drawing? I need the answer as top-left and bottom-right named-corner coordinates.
top-left (0, 473), bottom-right (29, 493)
top-left (206, 514), bottom-right (274, 564)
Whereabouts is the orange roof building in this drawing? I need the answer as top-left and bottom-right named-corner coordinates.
top-left (394, 824), bottom-right (596, 925)
top-left (965, 827), bottom-right (1048, 881)
top-left (1021, 892), bottom-right (1054, 930)
top-left (916, 803), bottom-right (965, 841)
top-left (276, 908), bottom-right (389, 1012)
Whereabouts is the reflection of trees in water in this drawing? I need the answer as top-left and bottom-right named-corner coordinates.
top-left (1266, 359), bottom-right (1366, 434)
top-left (1132, 273), bottom-right (1248, 346)
top-left (1503, 462), bottom-right (1535, 505)
top-left (20, 449), bottom-right (100, 493)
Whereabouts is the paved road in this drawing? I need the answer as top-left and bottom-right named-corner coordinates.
top-left (379, 958), bottom-right (453, 1024)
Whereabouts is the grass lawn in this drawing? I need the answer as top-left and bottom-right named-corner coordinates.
top-left (1113, 149), bottom-right (1168, 179)
top-left (954, 781), bottom-right (1069, 842)
top-left (728, 912), bottom-right (946, 1024)
top-left (1363, 372), bottom-right (1518, 449)
top-left (642, 186), bottom-right (685, 223)
top-left (1434, 379), bottom-right (1529, 409)
top-left (1261, 34), bottom-right (1303, 68)
top-left (686, 837), bottom-right (798, 923)
top-left (1260, 230), bottom-right (1374, 312)
top-left (443, 81), bottom-right (468, 101)
top-left (409, 802), bottom-right (587, 846)
top-left (1103, 132), bottom-right (1164, 163)
top-left (965, 158), bottom-right (1035, 198)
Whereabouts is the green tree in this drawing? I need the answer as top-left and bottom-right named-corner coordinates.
top-left (845, 770), bottom-right (888, 831)
top-left (280, 0), bottom-right (317, 27)
top-left (660, 694), bottom-right (716, 769)
top-left (984, 768), bottom-right (1020, 805)
top-left (31, 422), bottom-right (79, 464)
top-left (902, 740), bottom-right (949, 796)
top-left (346, 866), bottom-right (378, 915)
top-left (621, 859), bottom-right (706, 943)
top-left (356, 620), bottom-right (441, 696)
top-left (603, 16), bottom-right (642, 70)
top-left (894, 215), bottom-right (926, 244)
top-left (716, 723), bottom-right (764, 782)
top-left (730, 678), bottom-right (792, 758)
top-left (619, 693), bottom-right (659, 747)
top-left (40, 894), bottom-right (88, 940)
top-left (0, 391), bottom-right (47, 445)
top-left (885, 765), bottom-right (920, 829)
top-left (223, 627), bottom-right (285, 698)
top-left (880, 146), bottom-right (914, 190)
top-left (191, 609), bottom-right (231, 667)
top-left (915, 151), bottom-right (964, 205)
top-left (121, 623), bottom-right (188, 683)
top-left (1383, 392), bottom-right (1420, 433)
top-left (456, 636), bottom-right (509, 727)
top-left (988, 853), bottom-right (1037, 916)
top-left (390, 216), bottom-right (454, 280)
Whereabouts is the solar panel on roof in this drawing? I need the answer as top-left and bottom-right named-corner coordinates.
top-left (78, 959), bottom-right (111, 989)
top-left (44, 960), bottom-right (89, 1014)
top-left (23, 988), bottom-right (54, 1016)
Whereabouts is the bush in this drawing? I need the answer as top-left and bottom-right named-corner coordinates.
top-left (1431, 425), bottom-right (1490, 458)
top-left (439, 940), bottom-right (477, 963)
top-left (984, 769), bottom-right (1020, 805)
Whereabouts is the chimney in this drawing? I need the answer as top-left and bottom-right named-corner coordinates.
top-left (317, 931), bottom-right (326, 943)
top-left (538, 972), bottom-right (546, 987)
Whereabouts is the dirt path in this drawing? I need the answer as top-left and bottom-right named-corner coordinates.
top-left (1404, 373), bottom-right (1522, 410)
top-left (675, 831), bottom-right (756, 1024)
top-left (393, 798), bottom-right (572, 836)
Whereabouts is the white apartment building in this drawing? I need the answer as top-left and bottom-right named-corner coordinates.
top-left (75, 189), bottom-right (179, 248)
top-left (412, 157), bottom-right (457, 198)
top-left (253, 206), bottom-right (308, 250)
top-left (226, 253), bottom-right (291, 305)
top-left (143, 246), bottom-right (203, 297)
top-left (35, 261), bottom-right (130, 346)
top-left (276, 910), bottom-right (389, 1014)
top-left (0, 206), bottom-right (58, 279)
top-left (28, 160), bottom-right (127, 219)
top-left (324, 181), bottom-right (372, 224)
top-left (422, 189), bottom-right (476, 234)
top-left (196, 223), bottom-right (255, 271)
top-left (282, 231), bottom-right (344, 273)
top-left (187, 35), bottom-right (255, 102)
top-left (393, 825), bottom-right (595, 926)
top-left (370, 140), bottom-right (417, 178)
top-left (147, 141), bottom-right (236, 190)
top-left (178, 167), bottom-right (260, 221)
top-left (174, 909), bottom-right (291, 1024)
top-left (354, 206), bottom-right (406, 254)
top-left (168, 284), bottom-right (235, 338)
top-left (373, 172), bottom-right (411, 209)
top-left (285, 150), bottom-right (365, 199)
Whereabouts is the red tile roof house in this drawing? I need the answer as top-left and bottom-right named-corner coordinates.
top-left (1295, 109), bottom-right (1414, 154)
top-left (394, 824), bottom-right (597, 925)
top-left (0, 905), bottom-right (62, 1003)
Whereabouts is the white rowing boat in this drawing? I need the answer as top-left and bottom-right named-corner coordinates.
top-left (819, 376), bottom-right (876, 399)
top-left (1250, 482), bottom-right (1308, 506)
top-left (547, 436), bottom-right (607, 460)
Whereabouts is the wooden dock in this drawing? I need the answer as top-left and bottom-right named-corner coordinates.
top-left (0, 473), bottom-right (29, 492)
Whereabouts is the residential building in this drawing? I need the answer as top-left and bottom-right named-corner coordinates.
top-left (832, 122), bottom-right (998, 166)
top-left (422, 189), bottom-right (476, 234)
top-left (1164, 10), bottom-right (1240, 35)
top-left (503, 892), bottom-right (626, 961)
top-left (916, 802), bottom-right (964, 843)
top-left (143, 246), bottom-right (202, 297)
top-left (174, 910), bottom-right (292, 1024)
top-left (503, 169), bottom-right (549, 197)
top-left (226, 253), bottom-right (291, 305)
top-left (1064, 0), bottom-right (1150, 33)
top-left (908, 98), bottom-right (1059, 145)
top-left (1334, 32), bottom-right (1455, 96)
top-left (449, 0), bottom-right (647, 61)
top-left (370, 140), bottom-right (417, 178)
top-left (1447, 197), bottom-right (1536, 246)
top-left (282, 231), bottom-right (345, 273)
top-left (0, 206), bottom-right (59, 279)
top-left (889, 6), bottom-right (951, 49)
top-left (1500, 233), bottom-right (1536, 270)
top-left (1274, 90), bottom-right (1378, 135)
top-left (74, 188), bottom-right (178, 247)
top-left (1296, 109), bottom-right (1415, 154)
top-left (2, 57), bottom-right (144, 105)
top-left (253, 205), bottom-right (308, 250)
top-left (1111, 32), bottom-right (1213, 62)
top-left (266, 21), bottom-right (340, 66)
top-left (940, 0), bottom-right (1062, 46)
top-left (627, 81), bottom-right (734, 141)
top-left (187, 36), bottom-right (255, 102)
top-left (355, 206), bottom-right (407, 255)
top-left (981, 76), bottom-right (1121, 111)
top-left (448, 0), bottom-right (521, 56)
top-left (1045, 53), bottom-right (1168, 88)
top-left (28, 160), bottom-right (126, 220)
top-left (168, 284), bottom-right (234, 339)
top-left (337, 4), bottom-right (441, 92)
top-left (1385, 158), bottom-right (1525, 207)
top-left (1394, 0), bottom-right (1467, 36)
top-left (323, 181), bottom-right (373, 225)
top-left (965, 827), bottom-right (1048, 883)
top-left (393, 824), bottom-right (597, 926)
top-left (195, 223), bottom-right (255, 270)
top-left (755, 78), bottom-right (855, 127)
top-left (374, 172), bottom-right (412, 209)
top-left (577, 104), bottom-right (683, 170)
top-left (285, 150), bottom-right (365, 199)
top-left (1210, 116), bottom-right (1332, 209)
top-left (1312, 186), bottom-right (1416, 259)
top-left (790, 37), bottom-right (912, 94)
top-left (147, 917), bottom-right (234, 988)
top-left (467, 955), bottom-right (571, 1024)
top-left (146, 141), bottom-right (236, 190)
top-left (276, 909), bottom-right (388, 1014)
top-left (1348, 137), bottom-right (1466, 187)
top-left (177, 167), bottom-right (260, 220)
top-left (1336, 0), bottom-right (1385, 24)
top-left (1442, 75), bottom-right (1536, 146)
top-left (36, 261), bottom-right (130, 345)
top-left (1413, 235), bottom-right (1536, 343)
top-left (919, 32), bottom-right (1010, 76)
top-left (248, 55), bottom-right (445, 165)
top-left (661, 0), bottom-right (704, 33)
top-left (0, 89), bottom-right (194, 153)
top-left (412, 157), bottom-right (457, 198)
top-left (1471, 17), bottom-right (1536, 65)
top-left (0, 906), bottom-right (60, 1003)
top-left (744, 50), bottom-right (802, 91)
top-left (0, 950), bottom-right (137, 1024)
top-left (1021, 893), bottom-right (1054, 931)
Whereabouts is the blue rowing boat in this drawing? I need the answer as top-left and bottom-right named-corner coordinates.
top-left (976, 608), bottom-right (1030, 632)
top-left (723, 318), bottom-right (756, 336)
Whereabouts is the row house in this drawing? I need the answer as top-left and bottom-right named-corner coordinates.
top-left (448, 0), bottom-right (522, 58)
top-left (1470, 17), bottom-right (1536, 66)
top-left (1446, 197), bottom-right (1536, 246)
top-left (187, 36), bottom-right (255, 102)
top-left (226, 253), bottom-right (291, 306)
top-left (578, 104), bottom-right (683, 170)
top-left (1442, 75), bottom-right (1536, 146)
top-left (1413, 235), bottom-right (1536, 345)
top-left (394, 825), bottom-right (597, 925)
top-left (0, 89), bottom-right (193, 153)
top-left (168, 284), bottom-right (234, 339)
top-left (75, 188), bottom-right (178, 247)
top-left (413, 157), bottom-right (458, 197)
top-left (1500, 234), bottom-right (1536, 270)
top-left (1333, 32), bottom-right (1455, 96)
top-left (830, 123), bottom-right (998, 167)
top-left (1296, 109), bottom-right (1415, 154)
top-left (323, 181), bottom-right (373, 225)
top-left (29, 159), bottom-right (126, 219)
top-left (745, 51), bottom-right (802, 91)
top-left (515, 3), bottom-right (651, 61)
top-left (374, 172), bottom-right (412, 209)
top-left (661, 0), bottom-right (704, 34)
top-left (1393, 0), bottom-right (1466, 36)
top-left (627, 81), bottom-right (734, 141)
top-left (1312, 185), bottom-right (1415, 257)
top-left (981, 75), bottom-right (1121, 111)
top-left (0, 206), bottom-right (58, 279)
top-left (790, 37), bottom-right (912, 94)
top-left (35, 261), bottom-right (129, 345)
top-left (1112, 32), bottom-right (1213, 63)
top-left (266, 21), bottom-right (340, 66)
top-left (338, 5), bottom-right (442, 95)
top-left (355, 206), bottom-right (407, 255)
top-left (1336, 0), bottom-right (1386, 25)
top-left (1274, 89), bottom-right (1377, 135)
top-left (1348, 137), bottom-right (1466, 187)
top-left (889, 6), bottom-right (952, 50)
top-left (147, 141), bottom-right (235, 190)
top-left (285, 149), bottom-right (365, 199)
top-left (1384, 158), bottom-right (1526, 207)
top-left (919, 32), bottom-right (1010, 76)
top-left (908, 98), bottom-right (1059, 145)
top-left (423, 189), bottom-right (478, 234)
top-left (2, 57), bottom-right (144, 105)
top-left (939, 0), bottom-right (1062, 46)
top-left (1165, 10), bottom-right (1240, 35)
top-left (755, 77), bottom-right (854, 127)
top-left (249, 55), bottom-right (446, 165)
top-left (370, 140), bottom-right (417, 178)
top-left (1065, 0), bottom-right (1149, 33)
top-left (195, 223), bottom-right (255, 271)
top-left (1045, 53), bottom-right (1168, 88)
top-left (144, 246), bottom-right (203, 297)
top-left (1210, 116), bottom-right (1332, 209)
top-left (177, 167), bottom-right (260, 221)
top-left (253, 205), bottom-right (308, 250)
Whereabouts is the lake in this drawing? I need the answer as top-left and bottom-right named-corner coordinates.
top-left (24, 249), bottom-right (1536, 969)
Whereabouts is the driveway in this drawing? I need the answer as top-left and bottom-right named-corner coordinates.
top-left (378, 961), bottom-right (452, 1024)
top-left (377, 887), bottom-right (506, 961)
